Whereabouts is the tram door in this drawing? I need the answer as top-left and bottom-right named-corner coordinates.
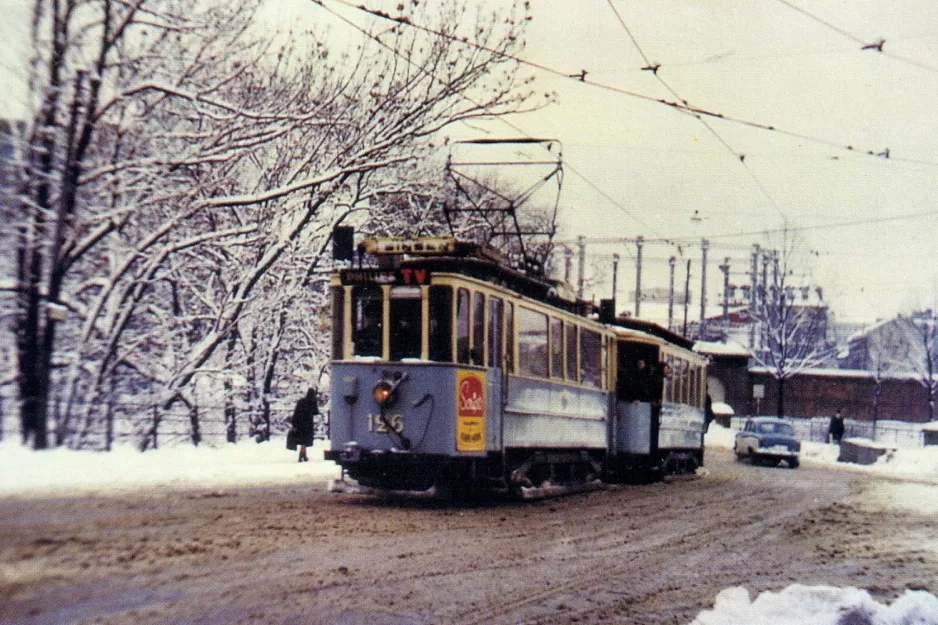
top-left (614, 341), bottom-right (660, 456)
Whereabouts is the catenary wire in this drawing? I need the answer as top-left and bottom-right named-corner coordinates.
top-left (319, 0), bottom-right (938, 168)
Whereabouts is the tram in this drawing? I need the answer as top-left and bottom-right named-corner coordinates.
top-left (324, 237), bottom-right (707, 498)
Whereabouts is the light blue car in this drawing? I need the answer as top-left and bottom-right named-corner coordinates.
top-left (734, 417), bottom-right (801, 469)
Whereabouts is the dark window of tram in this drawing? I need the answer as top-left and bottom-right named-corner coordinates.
top-left (428, 286), bottom-right (453, 362)
top-left (580, 328), bottom-right (601, 388)
top-left (550, 318), bottom-right (563, 378)
top-left (488, 296), bottom-right (504, 369)
top-left (389, 286), bottom-right (422, 361)
top-left (518, 307), bottom-right (548, 378)
top-left (616, 342), bottom-right (659, 401)
top-left (565, 323), bottom-right (577, 382)
top-left (351, 285), bottom-right (383, 357)
top-left (331, 286), bottom-right (345, 359)
top-left (472, 292), bottom-right (485, 365)
top-left (456, 288), bottom-right (471, 364)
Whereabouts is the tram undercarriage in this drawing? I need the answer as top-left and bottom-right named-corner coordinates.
top-left (326, 445), bottom-right (699, 500)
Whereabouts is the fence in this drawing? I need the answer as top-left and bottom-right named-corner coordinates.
top-left (0, 397), bottom-right (331, 451)
top-left (729, 416), bottom-right (927, 448)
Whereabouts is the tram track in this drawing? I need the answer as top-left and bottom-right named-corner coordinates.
top-left (2, 451), bottom-right (937, 625)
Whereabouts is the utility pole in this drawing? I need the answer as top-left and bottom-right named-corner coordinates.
top-left (668, 256), bottom-right (676, 332)
top-left (576, 235), bottom-right (586, 300)
top-left (750, 244), bottom-right (760, 348)
top-left (612, 253), bottom-right (620, 314)
top-left (683, 259), bottom-right (692, 336)
top-left (634, 236), bottom-right (644, 317)
top-left (720, 257), bottom-right (731, 332)
top-left (699, 239), bottom-right (709, 339)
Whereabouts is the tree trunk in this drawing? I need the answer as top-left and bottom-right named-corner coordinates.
top-left (224, 328), bottom-right (239, 444)
top-left (776, 376), bottom-right (785, 418)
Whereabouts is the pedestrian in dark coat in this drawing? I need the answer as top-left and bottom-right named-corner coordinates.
top-left (705, 394), bottom-right (715, 433)
top-left (291, 388), bottom-right (318, 462)
top-left (828, 409), bottom-right (845, 444)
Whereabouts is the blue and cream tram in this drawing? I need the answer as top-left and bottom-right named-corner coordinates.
top-left (325, 237), bottom-right (707, 498)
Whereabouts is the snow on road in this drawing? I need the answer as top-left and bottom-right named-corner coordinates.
top-left (2, 427), bottom-right (938, 624)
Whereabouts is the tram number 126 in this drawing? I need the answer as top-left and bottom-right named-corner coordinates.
top-left (367, 413), bottom-right (404, 433)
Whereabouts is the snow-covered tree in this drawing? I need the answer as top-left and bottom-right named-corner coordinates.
top-left (9, 0), bottom-right (542, 448)
top-left (749, 234), bottom-right (834, 417)
top-left (911, 311), bottom-right (938, 422)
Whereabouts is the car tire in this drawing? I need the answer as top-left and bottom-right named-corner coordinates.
top-left (788, 458), bottom-right (799, 469)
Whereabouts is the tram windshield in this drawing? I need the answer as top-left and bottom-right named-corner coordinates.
top-left (351, 285), bottom-right (383, 357)
top-left (389, 286), bottom-right (422, 360)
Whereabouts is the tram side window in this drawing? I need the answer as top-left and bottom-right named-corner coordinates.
top-left (580, 328), bottom-right (602, 388)
top-left (518, 307), bottom-right (548, 378)
top-left (565, 323), bottom-right (577, 382)
top-left (550, 318), bottom-right (563, 378)
top-left (488, 297), bottom-right (504, 369)
top-left (689, 364), bottom-right (699, 407)
top-left (505, 302), bottom-right (515, 373)
top-left (351, 285), bottom-right (383, 357)
top-left (456, 288), bottom-right (471, 365)
top-left (472, 292), bottom-right (485, 366)
top-left (389, 286), bottom-right (422, 361)
top-left (331, 286), bottom-right (345, 359)
top-left (428, 286), bottom-right (453, 363)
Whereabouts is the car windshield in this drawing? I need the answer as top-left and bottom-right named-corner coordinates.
top-left (757, 422), bottom-right (794, 436)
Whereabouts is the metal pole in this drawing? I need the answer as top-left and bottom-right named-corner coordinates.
top-left (612, 253), bottom-right (620, 314)
top-left (721, 257), bottom-right (731, 326)
top-left (683, 259), bottom-right (692, 336)
top-left (750, 244), bottom-right (759, 348)
top-left (699, 239), bottom-right (709, 338)
top-left (564, 246), bottom-right (573, 283)
top-left (634, 236), bottom-right (644, 318)
top-left (576, 235), bottom-right (586, 300)
top-left (668, 256), bottom-right (676, 331)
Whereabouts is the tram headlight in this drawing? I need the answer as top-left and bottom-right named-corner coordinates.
top-left (372, 380), bottom-right (397, 407)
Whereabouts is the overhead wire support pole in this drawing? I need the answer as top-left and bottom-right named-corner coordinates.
top-left (668, 256), bottom-right (676, 332)
top-left (683, 259), bottom-right (692, 337)
top-left (634, 236), bottom-right (644, 318)
top-left (577, 235), bottom-right (586, 300)
top-left (720, 257), bottom-right (731, 334)
top-left (700, 239), bottom-right (709, 339)
top-left (750, 244), bottom-right (760, 349)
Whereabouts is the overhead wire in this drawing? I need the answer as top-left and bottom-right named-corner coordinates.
top-left (772, 0), bottom-right (938, 75)
top-left (319, 0), bottom-right (938, 169)
top-left (605, 0), bottom-right (788, 220)
top-left (311, 0), bottom-right (666, 236)
top-left (691, 206), bottom-right (938, 241)
top-left (311, 0), bottom-right (938, 277)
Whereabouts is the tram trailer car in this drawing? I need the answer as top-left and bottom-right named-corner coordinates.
top-left (324, 237), bottom-right (708, 498)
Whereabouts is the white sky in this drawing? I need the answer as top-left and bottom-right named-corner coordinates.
top-left (2, 430), bottom-right (938, 623)
top-left (3, 0), bottom-right (937, 323)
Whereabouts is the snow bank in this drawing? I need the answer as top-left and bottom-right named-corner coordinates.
top-left (705, 423), bottom-right (938, 477)
top-left (691, 585), bottom-right (938, 625)
top-left (0, 438), bottom-right (340, 496)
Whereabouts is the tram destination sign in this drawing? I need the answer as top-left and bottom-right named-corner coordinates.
top-left (340, 268), bottom-right (432, 286)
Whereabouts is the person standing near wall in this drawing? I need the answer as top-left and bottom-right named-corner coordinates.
top-left (828, 409), bottom-right (845, 444)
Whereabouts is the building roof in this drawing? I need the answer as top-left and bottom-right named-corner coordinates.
top-left (694, 340), bottom-right (750, 357)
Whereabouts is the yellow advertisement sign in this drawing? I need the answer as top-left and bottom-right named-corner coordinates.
top-left (455, 369), bottom-right (486, 452)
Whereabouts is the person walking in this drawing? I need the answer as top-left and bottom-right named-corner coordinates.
top-left (828, 409), bottom-right (845, 444)
top-left (291, 388), bottom-right (318, 462)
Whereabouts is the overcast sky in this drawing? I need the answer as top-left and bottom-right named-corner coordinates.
top-left (4, 0), bottom-right (937, 323)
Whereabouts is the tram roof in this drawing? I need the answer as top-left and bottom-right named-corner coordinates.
top-left (346, 238), bottom-right (592, 316)
top-left (609, 317), bottom-right (695, 351)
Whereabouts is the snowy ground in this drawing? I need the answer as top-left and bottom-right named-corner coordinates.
top-left (2, 428), bottom-right (938, 624)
